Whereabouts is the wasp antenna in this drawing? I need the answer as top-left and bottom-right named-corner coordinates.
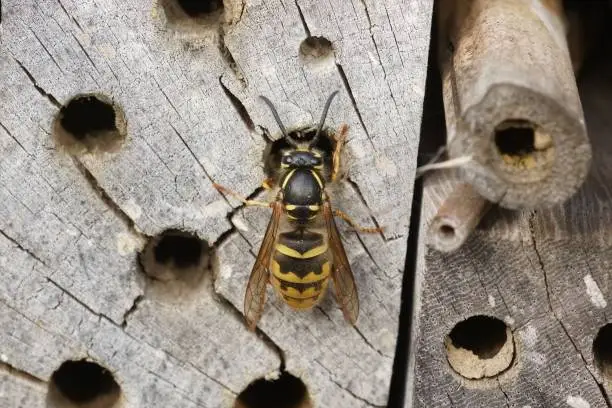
top-left (313, 90), bottom-right (340, 145)
top-left (259, 96), bottom-right (298, 146)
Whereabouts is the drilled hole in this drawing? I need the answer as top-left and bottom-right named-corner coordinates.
top-left (493, 119), bottom-right (554, 171)
top-left (234, 371), bottom-right (312, 408)
top-left (299, 36), bottom-right (334, 62)
top-left (439, 224), bottom-right (455, 239)
top-left (495, 123), bottom-right (535, 157)
top-left (48, 360), bottom-right (120, 408)
top-left (177, 0), bottom-right (223, 16)
top-left (263, 126), bottom-right (335, 182)
top-left (140, 229), bottom-right (210, 283)
top-left (445, 315), bottom-right (515, 379)
top-left (593, 323), bottom-right (612, 380)
top-left (160, 0), bottom-right (225, 26)
top-left (53, 94), bottom-right (126, 153)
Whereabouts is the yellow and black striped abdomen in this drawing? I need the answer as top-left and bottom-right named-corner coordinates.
top-left (270, 228), bottom-right (331, 310)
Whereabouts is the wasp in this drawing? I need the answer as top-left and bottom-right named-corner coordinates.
top-left (214, 91), bottom-right (381, 330)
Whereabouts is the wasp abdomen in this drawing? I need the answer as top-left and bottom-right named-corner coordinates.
top-left (270, 229), bottom-right (331, 309)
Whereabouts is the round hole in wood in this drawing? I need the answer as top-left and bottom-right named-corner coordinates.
top-left (160, 0), bottom-right (225, 26)
top-left (139, 229), bottom-right (211, 282)
top-left (439, 224), bottom-right (456, 239)
top-left (177, 0), bottom-right (223, 16)
top-left (262, 126), bottom-right (335, 182)
top-left (445, 315), bottom-right (515, 379)
top-left (234, 371), bottom-right (312, 408)
top-left (593, 323), bottom-right (612, 380)
top-left (299, 36), bottom-right (334, 62)
top-left (48, 359), bottom-right (120, 408)
top-left (53, 94), bottom-right (126, 153)
top-left (493, 119), bottom-right (554, 173)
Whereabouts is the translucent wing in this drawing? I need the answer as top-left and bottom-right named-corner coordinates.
top-left (323, 200), bottom-right (359, 324)
top-left (244, 200), bottom-right (283, 331)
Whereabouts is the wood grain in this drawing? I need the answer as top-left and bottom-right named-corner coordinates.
top-left (409, 29), bottom-right (612, 408)
top-left (0, 0), bottom-right (432, 406)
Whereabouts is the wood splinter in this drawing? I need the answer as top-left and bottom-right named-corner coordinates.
top-left (428, 183), bottom-right (491, 252)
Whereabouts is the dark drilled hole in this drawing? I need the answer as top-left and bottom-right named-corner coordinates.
top-left (494, 120), bottom-right (536, 158)
top-left (299, 36), bottom-right (334, 61)
top-left (154, 231), bottom-right (203, 268)
top-left (49, 360), bottom-right (120, 407)
top-left (263, 126), bottom-right (335, 180)
top-left (593, 323), bottom-right (612, 379)
top-left (59, 96), bottom-right (116, 140)
top-left (53, 94), bottom-right (126, 153)
top-left (140, 229), bottom-right (210, 282)
top-left (234, 371), bottom-right (311, 408)
top-left (449, 315), bottom-right (507, 359)
top-left (439, 224), bottom-right (455, 239)
top-left (177, 0), bottom-right (224, 17)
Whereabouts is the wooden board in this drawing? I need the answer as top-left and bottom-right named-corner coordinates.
top-left (409, 28), bottom-right (612, 408)
top-left (0, 0), bottom-right (432, 406)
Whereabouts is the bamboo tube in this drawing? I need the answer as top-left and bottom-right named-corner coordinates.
top-left (428, 183), bottom-right (491, 252)
top-left (437, 0), bottom-right (591, 209)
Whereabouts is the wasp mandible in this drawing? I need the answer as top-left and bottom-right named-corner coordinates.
top-left (214, 91), bottom-right (382, 330)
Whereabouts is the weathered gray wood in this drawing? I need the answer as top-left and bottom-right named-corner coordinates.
top-left (0, 0), bottom-right (432, 407)
top-left (409, 35), bottom-right (612, 407)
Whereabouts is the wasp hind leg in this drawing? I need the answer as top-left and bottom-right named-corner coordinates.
top-left (213, 183), bottom-right (271, 208)
top-left (333, 209), bottom-right (384, 234)
top-left (331, 124), bottom-right (349, 182)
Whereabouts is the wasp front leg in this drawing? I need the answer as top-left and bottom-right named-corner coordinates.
top-left (261, 177), bottom-right (275, 190)
top-left (333, 209), bottom-right (383, 234)
top-left (213, 183), bottom-right (271, 208)
top-left (331, 124), bottom-right (349, 182)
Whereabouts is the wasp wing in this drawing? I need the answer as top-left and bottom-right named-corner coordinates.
top-left (323, 201), bottom-right (359, 324)
top-left (244, 200), bottom-right (283, 331)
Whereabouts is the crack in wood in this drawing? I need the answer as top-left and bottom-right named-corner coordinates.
top-left (0, 229), bottom-right (47, 266)
top-left (0, 361), bottom-right (47, 385)
top-left (54, 0), bottom-right (83, 32)
top-left (218, 26), bottom-right (246, 85)
top-left (0, 120), bottom-right (31, 155)
top-left (346, 177), bottom-right (385, 241)
top-left (213, 290), bottom-right (286, 371)
top-left (496, 378), bottom-right (511, 408)
top-left (71, 157), bottom-right (143, 238)
top-left (354, 325), bottom-right (389, 358)
top-left (218, 76), bottom-right (255, 130)
top-left (528, 212), bottom-right (612, 407)
top-left (358, 0), bottom-right (402, 115)
top-left (335, 63), bottom-right (376, 150)
top-left (314, 359), bottom-right (384, 407)
top-left (44, 275), bottom-right (239, 395)
top-left (121, 295), bottom-right (144, 328)
top-left (294, 0), bottom-right (311, 37)
top-left (14, 59), bottom-right (61, 108)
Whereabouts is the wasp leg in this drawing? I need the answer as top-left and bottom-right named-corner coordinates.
top-left (331, 124), bottom-right (349, 182)
top-left (213, 183), bottom-right (271, 208)
top-left (261, 177), bottom-right (275, 190)
top-left (333, 209), bottom-right (383, 234)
